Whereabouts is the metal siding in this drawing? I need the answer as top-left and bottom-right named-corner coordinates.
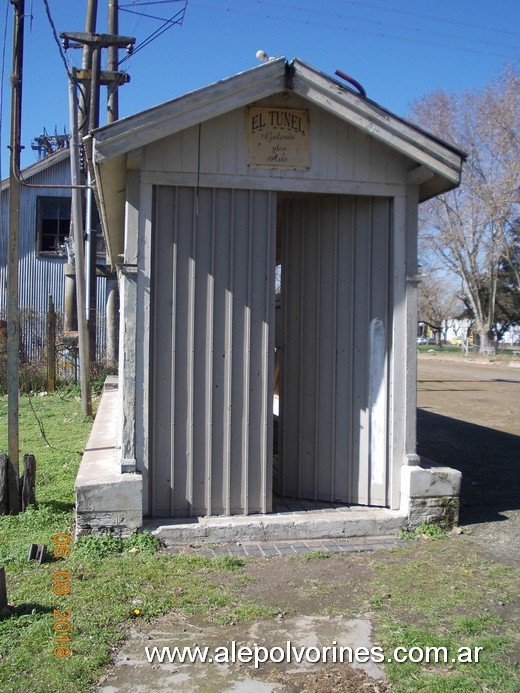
top-left (151, 185), bottom-right (275, 517)
top-left (368, 199), bottom-right (391, 505)
top-left (150, 186), bottom-right (175, 516)
top-left (0, 157), bottom-right (107, 358)
top-left (281, 195), bottom-right (391, 506)
top-left (352, 197), bottom-right (371, 504)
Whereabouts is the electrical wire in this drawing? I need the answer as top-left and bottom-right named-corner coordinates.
top-left (41, 0), bottom-right (91, 140)
top-left (249, 0), bottom-right (515, 51)
top-left (120, 0), bottom-right (187, 5)
top-left (42, 0), bottom-right (71, 78)
top-left (119, 0), bottom-right (187, 63)
top-left (329, 0), bottom-right (520, 39)
top-left (194, 0), bottom-right (517, 60)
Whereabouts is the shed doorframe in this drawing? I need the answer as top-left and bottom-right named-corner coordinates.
top-left (148, 186), bottom-right (396, 518)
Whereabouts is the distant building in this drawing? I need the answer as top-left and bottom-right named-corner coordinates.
top-left (0, 149), bottom-right (108, 359)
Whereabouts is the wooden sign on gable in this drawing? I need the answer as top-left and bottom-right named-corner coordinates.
top-left (246, 106), bottom-right (310, 169)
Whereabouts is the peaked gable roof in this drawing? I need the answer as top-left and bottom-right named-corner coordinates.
top-left (86, 58), bottom-right (465, 266)
top-left (0, 147), bottom-right (70, 193)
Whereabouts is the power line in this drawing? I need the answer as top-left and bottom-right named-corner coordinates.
top-left (194, 0), bottom-right (518, 60)
top-left (119, 0), bottom-right (187, 62)
top-left (251, 0), bottom-right (520, 41)
top-left (335, 0), bottom-right (520, 39)
top-left (42, 0), bottom-right (71, 77)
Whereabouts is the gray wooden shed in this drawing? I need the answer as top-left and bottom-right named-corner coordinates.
top-left (81, 58), bottom-right (464, 532)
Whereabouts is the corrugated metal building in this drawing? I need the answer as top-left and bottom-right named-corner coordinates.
top-left (84, 58), bottom-right (465, 525)
top-left (0, 149), bottom-right (108, 359)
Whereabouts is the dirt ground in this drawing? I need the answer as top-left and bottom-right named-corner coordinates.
top-left (417, 354), bottom-right (520, 564)
top-left (96, 355), bottom-right (520, 692)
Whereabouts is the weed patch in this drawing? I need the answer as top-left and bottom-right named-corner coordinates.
top-left (398, 523), bottom-right (447, 541)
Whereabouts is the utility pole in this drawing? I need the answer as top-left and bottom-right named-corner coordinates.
top-left (6, 0), bottom-right (25, 514)
top-left (61, 28), bottom-right (134, 365)
top-left (63, 0), bottom-right (99, 337)
top-left (62, 0), bottom-right (98, 416)
top-left (82, 0), bottom-right (98, 365)
top-left (61, 0), bottom-right (133, 412)
top-left (107, 0), bottom-right (119, 123)
top-left (68, 71), bottom-right (92, 417)
top-left (106, 0), bottom-right (121, 368)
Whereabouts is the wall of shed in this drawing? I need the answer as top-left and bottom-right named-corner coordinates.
top-left (121, 96), bottom-right (422, 517)
top-left (141, 93), bottom-right (410, 197)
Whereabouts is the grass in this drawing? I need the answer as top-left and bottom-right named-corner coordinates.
top-left (0, 393), bottom-right (277, 692)
top-left (367, 541), bottom-right (520, 692)
top-left (417, 344), bottom-right (519, 360)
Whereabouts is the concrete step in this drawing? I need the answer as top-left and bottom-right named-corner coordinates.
top-left (146, 508), bottom-right (406, 545)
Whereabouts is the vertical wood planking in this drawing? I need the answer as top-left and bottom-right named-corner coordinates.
top-left (223, 192), bottom-right (234, 515)
top-left (230, 189), bottom-right (247, 514)
top-left (368, 198), bottom-right (390, 505)
top-left (210, 189), bottom-right (231, 514)
top-left (263, 191), bottom-right (275, 513)
top-left (205, 189), bottom-right (216, 515)
top-left (335, 199), bottom-right (354, 502)
top-left (193, 188), bottom-right (212, 515)
top-left (351, 197), bottom-right (371, 504)
top-left (281, 195), bottom-right (391, 506)
top-left (172, 188), bottom-right (191, 516)
top-left (151, 186), bottom-right (274, 517)
top-left (389, 195), bottom-right (409, 508)
top-left (313, 202), bottom-right (322, 499)
top-left (150, 186), bottom-right (175, 516)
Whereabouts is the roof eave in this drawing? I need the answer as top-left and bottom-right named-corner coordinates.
top-left (85, 136), bottom-right (124, 268)
top-left (91, 57), bottom-right (288, 165)
top-left (0, 147), bottom-right (70, 192)
top-left (89, 57), bottom-right (465, 260)
top-left (290, 58), bottom-right (465, 194)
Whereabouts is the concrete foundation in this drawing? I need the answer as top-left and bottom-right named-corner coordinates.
top-left (147, 507), bottom-right (406, 545)
top-left (75, 381), bottom-right (462, 540)
top-left (401, 461), bottom-right (462, 529)
top-left (75, 377), bottom-right (142, 537)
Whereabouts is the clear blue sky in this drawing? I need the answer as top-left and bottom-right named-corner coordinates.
top-left (1, 0), bottom-right (519, 178)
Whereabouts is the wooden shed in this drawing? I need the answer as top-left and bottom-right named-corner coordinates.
top-left (81, 58), bottom-right (464, 532)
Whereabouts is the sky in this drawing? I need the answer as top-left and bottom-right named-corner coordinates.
top-left (0, 0), bottom-right (519, 179)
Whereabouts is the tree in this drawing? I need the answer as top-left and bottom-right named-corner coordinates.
top-left (489, 219), bottom-right (520, 338)
top-left (457, 220), bottom-right (520, 341)
top-left (418, 272), bottom-right (462, 344)
top-left (411, 65), bottom-right (520, 349)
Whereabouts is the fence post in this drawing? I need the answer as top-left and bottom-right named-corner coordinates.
top-left (0, 568), bottom-right (7, 611)
top-left (20, 454), bottom-right (36, 512)
top-left (47, 295), bottom-right (56, 393)
top-left (0, 454), bottom-right (8, 515)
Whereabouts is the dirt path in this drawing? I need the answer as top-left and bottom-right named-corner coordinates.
top-left (95, 356), bottom-right (520, 692)
top-left (417, 355), bottom-right (520, 563)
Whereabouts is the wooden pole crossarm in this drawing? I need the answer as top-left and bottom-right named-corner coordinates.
top-left (60, 31), bottom-right (135, 50)
top-left (75, 69), bottom-right (130, 86)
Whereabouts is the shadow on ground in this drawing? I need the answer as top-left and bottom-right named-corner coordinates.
top-left (417, 408), bottom-right (520, 526)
